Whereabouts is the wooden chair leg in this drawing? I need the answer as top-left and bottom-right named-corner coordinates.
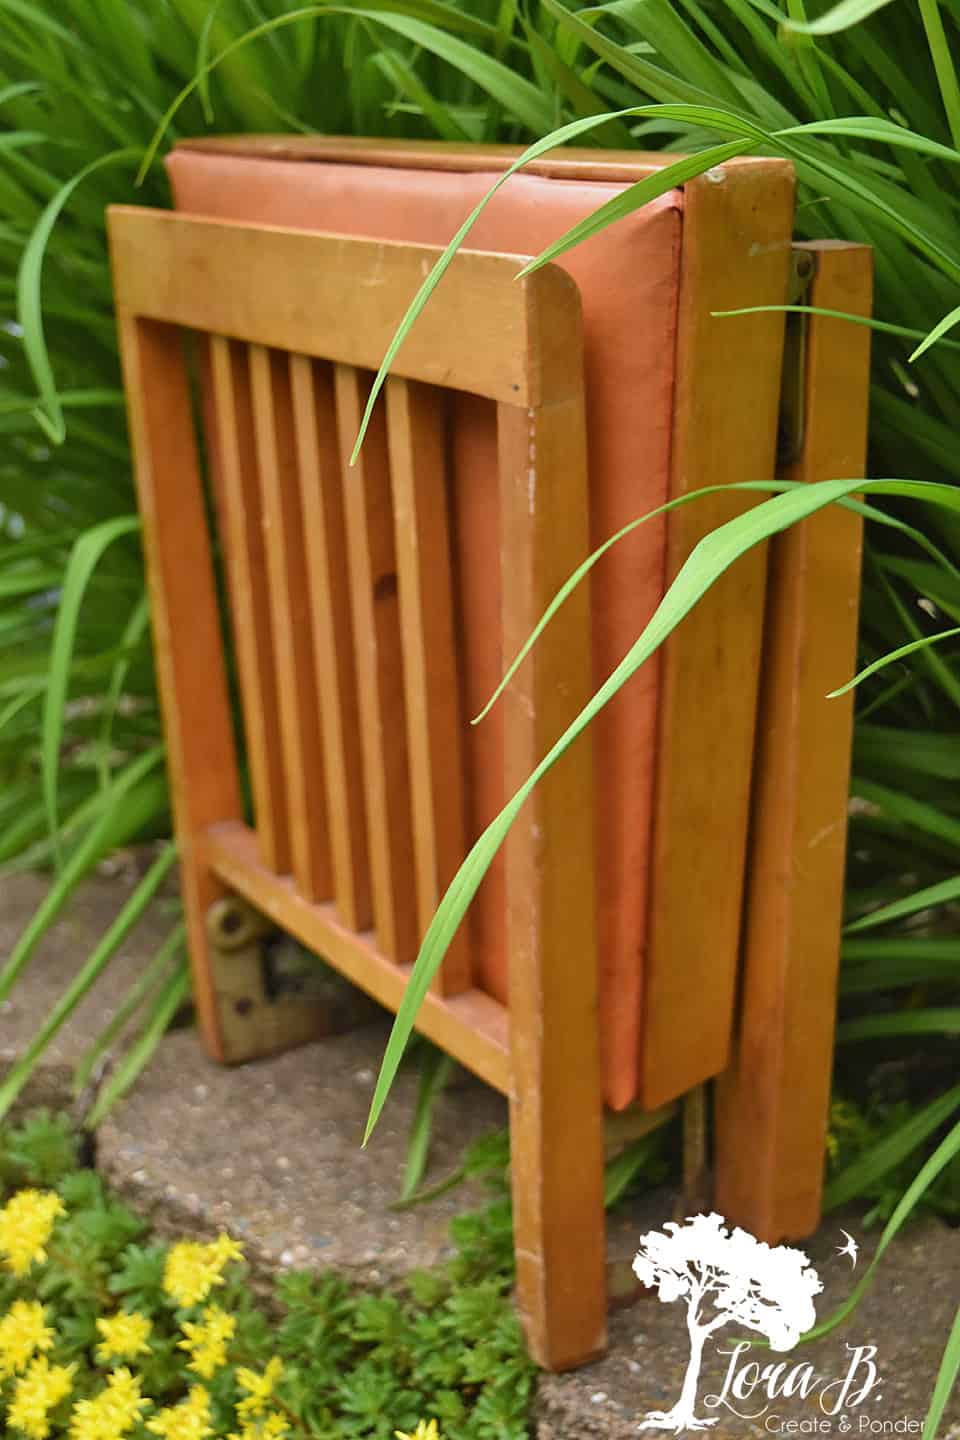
top-left (714, 243), bottom-right (872, 1239)
top-left (499, 383), bottom-right (606, 1371)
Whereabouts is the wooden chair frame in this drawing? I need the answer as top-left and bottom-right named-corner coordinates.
top-left (109, 180), bottom-right (871, 1371)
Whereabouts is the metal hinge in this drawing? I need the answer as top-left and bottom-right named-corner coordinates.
top-left (776, 248), bottom-right (818, 468)
top-left (206, 895), bottom-right (378, 1063)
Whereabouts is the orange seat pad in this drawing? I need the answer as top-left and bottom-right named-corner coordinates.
top-left (167, 145), bottom-right (683, 1111)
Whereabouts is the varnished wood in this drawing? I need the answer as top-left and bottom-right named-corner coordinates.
top-left (250, 343), bottom-right (332, 901)
top-left (290, 355), bottom-right (373, 931)
top-left (113, 315), bottom-right (243, 1061)
top-left (201, 819), bottom-right (510, 1092)
top-left (177, 133), bottom-right (793, 188)
top-left (109, 207), bottom-right (578, 408)
top-left (714, 243), bottom-right (872, 1240)
top-left (208, 336), bottom-right (290, 875)
top-left (640, 161), bottom-right (796, 1109)
top-left (387, 377), bottom-right (472, 994)
top-left (336, 364), bottom-right (420, 965)
top-left (499, 373), bottom-right (607, 1365)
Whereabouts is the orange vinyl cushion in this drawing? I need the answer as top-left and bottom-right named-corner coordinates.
top-left (166, 146), bottom-right (683, 1110)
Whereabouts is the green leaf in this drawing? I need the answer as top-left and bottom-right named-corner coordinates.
top-left (0, 746), bottom-right (166, 1003)
top-left (803, 1115), bottom-right (960, 1343)
top-left (0, 840), bottom-right (177, 1121)
top-left (84, 957), bottom-right (190, 1128)
top-left (838, 1008), bottom-right (960, 1042)
top-left (828, 627), bottom-right (960, 697)
top-left (845, 873), bottom-right (960, 933)
top-left (17, 147), bottom-right (141, 444)
top-left (41, 514), bottom-right (141, 864)
top-left (824, 1085), bottom-right (960, 1209)
top-left (782, 0), bottom-right (897, 34)
top-left (924, 1304), bottom-right (960, 1440)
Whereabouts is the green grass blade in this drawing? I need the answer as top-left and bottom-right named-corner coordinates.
top-left (72, 918), bottom-right (184, 1098)
top-left (911, 301), bottom-right (960, 362)
top-left (845, 873), bottom-right (960, 933)
top-left (0, 840), bottom-right (177, 1121)
top-left (923, 1304), bottom-right (960, 1440)
top-left (96, 592), bottom-right (150, 792)
top-left (84, 956), bottom-right (189, 1129)
top-left (781, 0), bottom-right (897, 33)
top-left (828, 627), bottom-right (960, 697)
top-left (802, 1114), bottom-right (960, 1343)
top-left (838, 1009), bottom-right (960, 1042)
top-left (41, 514), bottom-right (141, 863)
top-left (918, 0), bottom-right (960, 150)
top-left (17, 147), bottom-right (140, 444)
top-left (400, 1048), bottom-right (456, 1202)
top-left (823, 1084), bottom-right (960, 1209)
top-left (0, 747), bottom-right (166, 1002)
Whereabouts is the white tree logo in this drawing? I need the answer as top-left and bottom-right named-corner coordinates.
top-left (632, 1212), bottom-right (823, 1433)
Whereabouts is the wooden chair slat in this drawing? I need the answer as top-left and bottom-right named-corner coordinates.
top-left (335, 363), bottom-right (420, 964)
top-left (249, 343), bottom-right (332, 900)
top-left (208, 336), bottom-right (291, 875)
top-left (387, 377), bottom-right (472, 995)
top-left (290, 355), bottom-right (373, 932)
top-left (640, 165), bottom-right (797, 1109)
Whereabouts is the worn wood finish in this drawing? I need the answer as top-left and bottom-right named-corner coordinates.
top-left (498, 324), bottom-right (607, 1366)
top-left (387, 377), bottom-right (472, 994)
top-left (290, 355), bottom-right (373, 931)
top-left (336, 364), bottom-right (420, 966)
top-left (178, 133), bottom-right (790, 189)
top-left (109, 207), bottom-right (559, 407)
top-left (201, 820), bottom-right (511, 1092)
top-left (250, 343), bottom-right (332, 901)
top-left (114, 315), bottom-right (243, 1061)
top-left (714, 243), bottom-right (872, 1240)
top-left (640, 162), bottom-right (797, 1109)
top-left (208, 336), bottom-right (290, 875)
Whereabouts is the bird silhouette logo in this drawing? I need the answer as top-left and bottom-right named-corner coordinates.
top-left (836, 1229), bottom-right (859, 1268)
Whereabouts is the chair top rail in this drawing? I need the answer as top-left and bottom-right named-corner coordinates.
top-left (173, 133), bottom-right (791, 188)
top-left (107, 206), bottom-right (583, 408)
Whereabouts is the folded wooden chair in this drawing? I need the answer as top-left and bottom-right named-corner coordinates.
top-left (108, 139), bottom-right (871, 1371)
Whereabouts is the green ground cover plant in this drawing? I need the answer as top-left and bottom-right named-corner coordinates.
top-left (0, 1109), bottom-right (534, 1440)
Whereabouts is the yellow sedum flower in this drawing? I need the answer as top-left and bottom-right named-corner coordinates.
top-left (235, 1356), bottom-right (283, 1418)
top-left (7, 1355), bottom-right (76, 1439)
top-left (396, 1422), bottom-right (443, 1440)
top-left (146, 1383), bottom-right (213, 1440)
top-left (227, 1414), bottom-right (289, 1440)
top-left (178, 1303), bottom-right (236, 1379)
top-left (95, 1311), bottom-right (152, 1364)
top-left (67, 1366), bottom-right (148, 1440)
top-left (0, 1299), bottom-right (55, 1378)
top-left (163, 1233), bottom-right (243, 1308)
top-left (0, 1190), bottom-right (65, 1277)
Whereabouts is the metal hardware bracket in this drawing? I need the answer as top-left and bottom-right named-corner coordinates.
top-left (206, 895), bottom-right (379, 1063)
